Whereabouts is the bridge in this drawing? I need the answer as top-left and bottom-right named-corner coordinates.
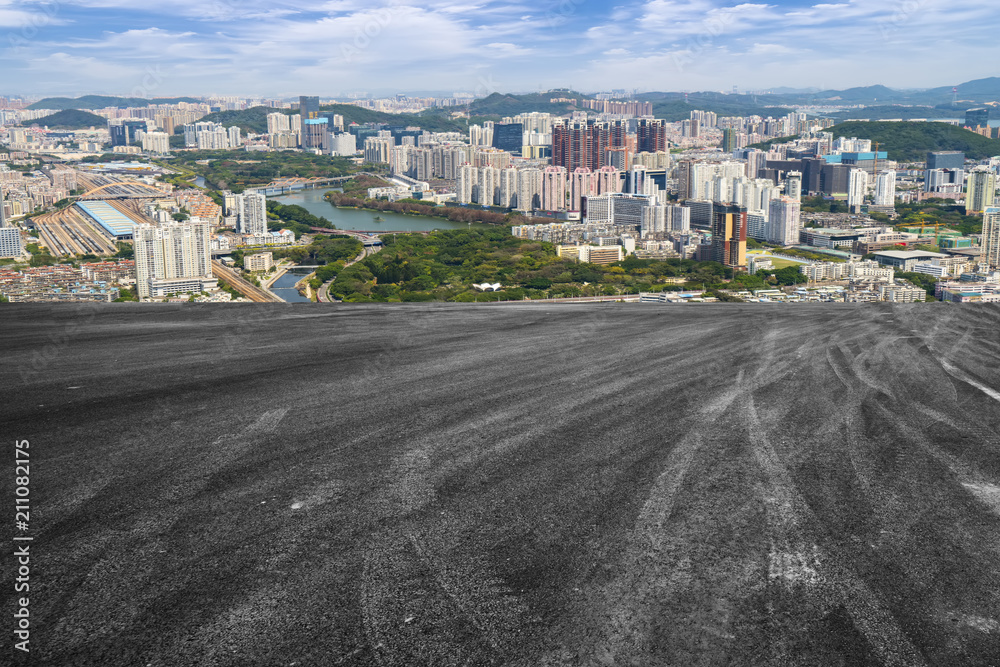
top-left (309, 227), bottom-right (384, 246)
top-left (73, 181), bottom-right (168, 201)
top-left (251, 172), bottom-right (388, 196)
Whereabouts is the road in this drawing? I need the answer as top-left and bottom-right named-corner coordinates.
top-left (318, 244), bottom-right (382, 303)
top-left (2, 303), bottom-right (1000, 666)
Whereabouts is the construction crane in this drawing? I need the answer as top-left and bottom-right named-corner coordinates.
top-left (906, 220), bottom-right (945, 247)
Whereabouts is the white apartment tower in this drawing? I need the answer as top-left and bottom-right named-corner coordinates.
top-left (134, 223), bottom-right (215, 298)
top-left (982, 207), bottom-right (1000, 270)
top-left (848, 169), bottom-right (869, 213)
top-left (785, 171), bottom-right (802, 201)
top-left (237, 193), bottom-right (268, 236)
top-left (766, 197), bottom-right (801, 246)
top-left (874, 171), bottom-right (897, 207)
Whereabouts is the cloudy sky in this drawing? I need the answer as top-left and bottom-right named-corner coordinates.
top-left (0, 0), bottom-right (996, 98)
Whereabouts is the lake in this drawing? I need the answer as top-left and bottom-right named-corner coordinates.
top-left (269, 189), bottom-right (483, 233)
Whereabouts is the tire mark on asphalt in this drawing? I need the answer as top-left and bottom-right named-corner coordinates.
top-left (745, 393), bottom-right (928, 667)
top-left (940, 359), bottom-right (1000, 404)
top-left (408, 532), bottom-right (529, 653)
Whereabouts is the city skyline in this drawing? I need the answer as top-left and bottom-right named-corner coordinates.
top-left (0, 0), bottom-right (998, 97)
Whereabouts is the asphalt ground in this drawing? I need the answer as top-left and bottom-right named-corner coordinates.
top-left (2, 303), bottom-right (1000, 666)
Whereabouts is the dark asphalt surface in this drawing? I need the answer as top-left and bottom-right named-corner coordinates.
top-left (3, 303), bottom-right (1000, 666)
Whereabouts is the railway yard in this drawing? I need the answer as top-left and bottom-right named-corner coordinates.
top-left (32, 171), bottom-right (169, 257)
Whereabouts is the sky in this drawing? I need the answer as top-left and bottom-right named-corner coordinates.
top-left (0, 0), bottom-right (997, 99)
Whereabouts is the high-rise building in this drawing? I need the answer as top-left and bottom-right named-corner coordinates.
top-left (541, 166), bottom-right (567, 211)
top-left (636, 119), bottom-right (668, 154)
top-left (300, 96), bottom-right (320, 120)
top-left (766, 197), bottom-right (801, 246)
top-left (479, 166), bottom-right (499, 206)
top-left (492, 123), bottom-right (523, 154)
top-left (516, 168), bottom-right (542, 212)
top-left (237, 193), bottom-right (268, 236)
top-left (227, 126), bottom-right (242, 148)
top-left (927, 151), bottom-right (965, 170)
top-left (134, 223), bottom-right (216, 298)
top-left (722, 128), bottom-right (738, 153)
top-left (874, 171), bottom-right (897, 207)
top-left (303, 118), bottom-right (330, 151)
top-left (982, 207), bottom-right (1000, 270)
top-left (330, 133), bottom-right (357, 156)
top-left (966, 167), bottom-right (997, 214)
top-left (710, 204), bottom-right (747, 268)
top-left (924, 168), bottom-right (964, 194)
top-left (570, 168), bottom-right (596, 212)
top-left (458, 164), bottom-right (478, 204)
top-left (965, 108), bottom-right (990, 129)
top-left (785, 171), bottom-right (803, 201)
top-left (141, 131), bottom-right (171, 154)
top-left (0, 185), bottom-right (21, 258)
top-left (848, 168), bottom-right (869, 213)
top-left (0, 227), bottom-right (22, 258)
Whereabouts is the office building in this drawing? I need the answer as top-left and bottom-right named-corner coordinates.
top-left (925, 168), bottom-right (965, 195)
top-left (710, 204), bottom-right (747, 268)
top-left (927, 151), bottom-right (965, 170)
top-left (983, 207), bottom-right (1000, 270)
top-left (492, 123), bottom-right (523, 154)
top-left (966, 167), bottom-right (997, 213)
top-left (300, 96), bottom-right (320, 120)
top-left (134, 223), bottom-right (216, 298)
top-left (965, 108), bottom-right (990, 129)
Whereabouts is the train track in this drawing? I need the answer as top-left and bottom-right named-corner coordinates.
top-left (211, 261), bottom-right (284, 303)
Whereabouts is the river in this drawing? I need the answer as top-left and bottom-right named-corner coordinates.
top-left (270, 268), bottom-right (313, 303)
top-left (269, 188), bottom-right (482, 233)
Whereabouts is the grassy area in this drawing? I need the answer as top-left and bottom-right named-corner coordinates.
top-left (766, 257), bottom-right (804, 270)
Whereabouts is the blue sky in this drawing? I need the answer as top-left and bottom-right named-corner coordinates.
top-left (0, 0), bottom-right (997, 98)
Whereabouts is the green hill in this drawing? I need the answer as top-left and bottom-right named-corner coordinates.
top-left (467, 92), bottom-right (591, 116)
top-left (197, 105), bottom-right (469, 135)
top-left (648, 97), bottom-right (793, 121)
top-left (28, 95), bottom-right (202, 111)
top-left (27, 109), bottom-right (107, 130)
top-left (824, 106), bottom-right (962, 121)
top-left (197, 107), bottom-right (274, 134)
top-left (828, 121), bottom-right (1000, 161)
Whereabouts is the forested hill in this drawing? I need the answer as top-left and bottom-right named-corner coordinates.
top-left (28, 109), bottom-right (107, 129)
top-left (828, 121), bottom-right (1000, 161)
